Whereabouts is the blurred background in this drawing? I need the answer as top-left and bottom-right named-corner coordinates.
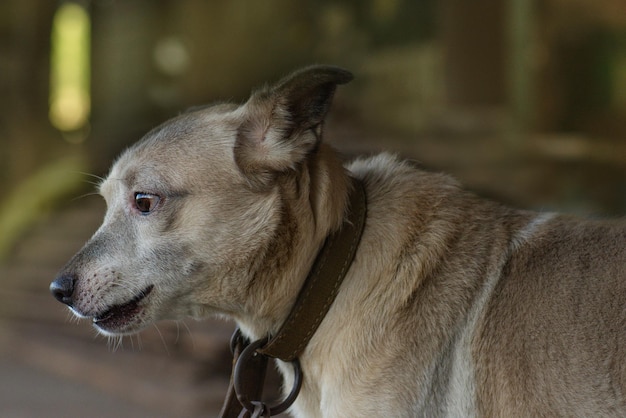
top-left (0, 0), bottom-right (625, 416)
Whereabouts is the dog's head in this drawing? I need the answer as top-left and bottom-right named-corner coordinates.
top-left (50, 66), bottom-right (353, 336)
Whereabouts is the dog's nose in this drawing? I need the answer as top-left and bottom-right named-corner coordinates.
top-left (50, 274), bottom-right (75, 305)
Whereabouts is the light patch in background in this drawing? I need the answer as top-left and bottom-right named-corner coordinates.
top-left (49, 2), bottom-right (91, 142)
top-left (153, 36), bottom-right (190, 77)
top-left (370, 0), bottom-right (400, 24)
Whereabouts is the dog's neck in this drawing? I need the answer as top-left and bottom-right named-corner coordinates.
top-left (234, 145), bottom-right (353, 341)
top-left (218, 168), bottom-right (367, 418)
top-left (258, 175), bottom-right (366, 360)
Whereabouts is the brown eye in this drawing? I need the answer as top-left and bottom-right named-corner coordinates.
top-left (134, 193), bottom-right (160, 214)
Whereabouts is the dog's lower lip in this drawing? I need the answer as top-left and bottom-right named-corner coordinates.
top-left (93, 285), bottom-right (154, 329)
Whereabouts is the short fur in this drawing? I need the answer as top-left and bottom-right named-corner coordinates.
top-left (52, 66), bottom-right (626, 417)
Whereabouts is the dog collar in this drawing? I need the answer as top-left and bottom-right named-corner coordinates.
top-left (219, 176), bottom-right (367, 417)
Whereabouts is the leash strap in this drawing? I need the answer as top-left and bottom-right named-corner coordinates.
top-left (218, 330), bottom-right (268, 418)
top-left (218, 177), bottom-right (367, 417)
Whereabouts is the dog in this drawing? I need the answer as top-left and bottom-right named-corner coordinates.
top-left (51, 65), bottom-right (626, 417)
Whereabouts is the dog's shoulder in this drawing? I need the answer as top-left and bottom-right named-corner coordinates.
top-left (347, 152), bottom-right (462, 203)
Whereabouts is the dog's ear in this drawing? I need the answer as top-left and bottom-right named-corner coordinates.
top-left (235, 65), bottom-right (353, 189)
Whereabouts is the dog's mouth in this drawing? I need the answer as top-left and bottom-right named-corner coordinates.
top-left (92, 285), bottom-right (154, 333)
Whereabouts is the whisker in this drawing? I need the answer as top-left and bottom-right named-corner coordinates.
top-left (71, 191), bottom-right (101, 202)
top-left (179, 320), bottom-right (195, 351)
top-left (109, 278), bottom-right (146, 297)
top-left (65, 310), bottom-right (78, 324)
top-left (152, 323), bottom-right (170, 356)
top-left (107, 335), bottom-right (124, 352)
top-left (106, 335), bottom-right (114, 351)
top-left (174, 321), bottom-right (181, 345)
top-left (73, 171), bottom-right (106, 183)
top-left (81, 179), bottom-right (101, 187)
top-left (136, 332), bottom-right (143, 351)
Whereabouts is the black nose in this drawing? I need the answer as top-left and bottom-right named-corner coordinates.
top-left (50, 274), bottom-right (75, 305)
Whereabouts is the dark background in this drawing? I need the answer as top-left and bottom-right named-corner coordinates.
top-left (1, 1), bottom-right (625, 416)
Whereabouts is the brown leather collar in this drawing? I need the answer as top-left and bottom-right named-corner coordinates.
top-left (219, 177), bottom-right (367, 417)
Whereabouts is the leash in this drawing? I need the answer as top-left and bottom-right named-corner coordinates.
top-left (218, 177), bottom-right (367, 418)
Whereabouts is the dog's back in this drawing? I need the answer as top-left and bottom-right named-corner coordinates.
top-left (474, 216), bottom-right (626, 416)
top-left (320, 153), bottom-right (626, 416)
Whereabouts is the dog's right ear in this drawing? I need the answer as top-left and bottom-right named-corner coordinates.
top-left (234, 65), bottom-right (353, 189)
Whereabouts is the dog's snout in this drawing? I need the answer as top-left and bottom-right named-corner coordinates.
top-left (50, 274), bottom-right (76, 305)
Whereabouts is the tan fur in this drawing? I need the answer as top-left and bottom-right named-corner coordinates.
top-left (52, 66), bottom-right (626, 417)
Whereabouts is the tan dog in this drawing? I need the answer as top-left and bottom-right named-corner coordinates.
top-left (51, 66), bottom-right (626, 417)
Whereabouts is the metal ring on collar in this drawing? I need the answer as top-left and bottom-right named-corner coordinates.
top-left (234, 337), bottom-right (303, 416)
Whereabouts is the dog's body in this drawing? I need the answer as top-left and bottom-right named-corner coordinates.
top-left (52, 66), bottom-right (626, 417)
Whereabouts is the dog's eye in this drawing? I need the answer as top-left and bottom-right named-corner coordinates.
top-left (134, 193), bottom-right (160, 214)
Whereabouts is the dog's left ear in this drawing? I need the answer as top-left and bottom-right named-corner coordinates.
top-left (235, 65), bottom-right (353, 188)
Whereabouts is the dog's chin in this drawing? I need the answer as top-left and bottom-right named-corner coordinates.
top-left (89, 285), bottom-right (155, 337)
